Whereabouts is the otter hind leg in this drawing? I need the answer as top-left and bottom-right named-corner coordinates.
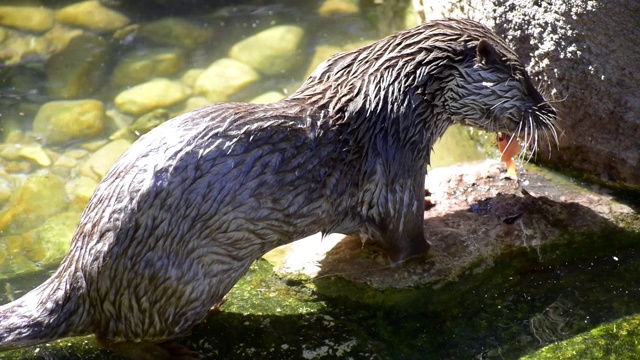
top-left (97, 337), bottom-right (202, 360)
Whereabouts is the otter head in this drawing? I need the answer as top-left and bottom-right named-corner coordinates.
top-left (444, 38), bottom-right (557, 153)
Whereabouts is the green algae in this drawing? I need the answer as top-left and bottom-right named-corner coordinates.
top-left (522, 314), bottom-right (640, 359)
top-left (1, 227), bottom-right (639, 359)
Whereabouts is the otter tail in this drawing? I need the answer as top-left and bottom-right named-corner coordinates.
top-left (0, 274), bottom-right (90, 349)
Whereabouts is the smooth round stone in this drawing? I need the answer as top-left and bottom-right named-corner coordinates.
top-left (33, 99), bottom-right (105, 145)
top-left (80, 139), bottom-right (132, 180)
top-left (181, 68), bottom-right (204, 88)
top-left (318, 0), bottom-right (360, 17)
top-left (0, 6), bottom-right (55, 32)
top-left (249, 91), bottom-right (285, 104)
top-left (229, 25), bottom-right (306, 75)
top-left (21, 212), bottom-right (81, 267)
top-left (46, 33), bottom-right (109, 99)
top-left (114, 78), bottom-right (192, 115)
top-left (138, 17), bottom-right (213, 50)
top-left (182, 96), bottom-right (211, 112)
top-left (195, 58), bottom-right (260, 103)
top-left (111, 48), bottom-right (185, 88)
top-left (55, 1), bottom-right (130, 32)
top-left (0, 174), bottom-right (68, 232)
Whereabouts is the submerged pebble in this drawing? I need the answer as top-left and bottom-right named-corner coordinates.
top-left (33, 99), bottom-right (106, 145)
top-left (115, 78), bottom-right (192, 115)
top-left (195, 58), bottom-right (260, 103)
top-left (55, 0), bottom-right (130, 32)
top-left (229, 25), bottom-right (306, 75)
top-left (0, 6), bottom-right (55, 33)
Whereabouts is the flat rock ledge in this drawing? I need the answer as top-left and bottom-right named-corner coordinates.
top-left (266, 160), bottom-right (638, 289)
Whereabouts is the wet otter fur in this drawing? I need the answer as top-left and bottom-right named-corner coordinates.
top-left (0, 19), bottom-right (556, 358)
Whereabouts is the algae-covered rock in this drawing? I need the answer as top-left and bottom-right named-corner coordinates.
top-left (111, 48), bottom-right (185, 88)
top-left (20, 212), bottom-right (80, 267)
top-left (0, 212), bottom-right (80, 280)
top-left (33, 99), bottom-right (105, 144)
top-left (80, 139), bottom-right (131, 180)
top-left (229, 25), bottom-right (306, 75)
top-left (55, 0), bottom-right (130, 32)
top-left (115, 78), bottom-right (191, 115)
top-left (0, 174), bottom-right (67, 233)
top-left (138, 17), bottom-right (213, 50)
top-left (0, 6), bottom-right (55, 33)
top-left (45, 33), bottom-right (110, 99)
top-left (194, 58), bottom-right (260, 103)
top-left (0, 31), bottom-right (50, 66)
top-left (522, 314), bottom-right (640, 359)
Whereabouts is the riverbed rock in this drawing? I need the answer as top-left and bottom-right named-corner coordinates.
top-left (0, 6), bottom-right (55, 33)
top-left (318, 0), bottom-right (360, 17)
top-left (33, 99), bottom-right (105, 145)
top-left (66, 176), bottom-right (98, 209)
top-left (45, 33), bottom-right (110, 99)
top-left (414, 0), bottom-right (640, 187)
top-left (80, 139), bottom-right (132, 180)
top-left (114, 78), bottom-right (191, 115)
top-left (229, 25), bottom-right (306, 75)
top-left (17, 144), bottom-right (52, 167)
top-left (20, 211), bottom-right (80, 268)
top-left (0, 174), bottom-right (68, 233)
top-left (0, 211), bottom-right (80, 280)
top-left (55, 0), bottom-right (130, 32)
top-left (0, 31), bottom-right (50, 66)
top-left (111, 47), bottom-right (185, 88)
top-left (137, 17), bottom-right (213, 50)
top-left (194, 58), bottom-right (260, 103)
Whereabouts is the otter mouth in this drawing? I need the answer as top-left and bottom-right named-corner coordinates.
top-left (499, 103), bottom-right (558, 163)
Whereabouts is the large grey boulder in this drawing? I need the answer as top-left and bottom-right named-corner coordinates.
top-left (415, 0), bottom-right (640, 187)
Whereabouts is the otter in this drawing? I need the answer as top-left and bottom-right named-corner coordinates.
top-left (0, 19), bottom-right (556, 358)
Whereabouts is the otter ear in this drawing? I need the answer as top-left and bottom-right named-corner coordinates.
top-left (476, 39), bottom-right (501, 65)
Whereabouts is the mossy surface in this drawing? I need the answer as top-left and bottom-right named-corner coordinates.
top-left (522, 314), bottom-right (640, 359)
top-left (1, 228), bottom-right (639, 359)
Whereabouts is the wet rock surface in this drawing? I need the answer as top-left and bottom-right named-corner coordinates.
top-left (271, 161), bottom-right (637, 290)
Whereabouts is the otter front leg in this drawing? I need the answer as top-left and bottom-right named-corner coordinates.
top-left (361, 171), bottom-right (430, 264)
